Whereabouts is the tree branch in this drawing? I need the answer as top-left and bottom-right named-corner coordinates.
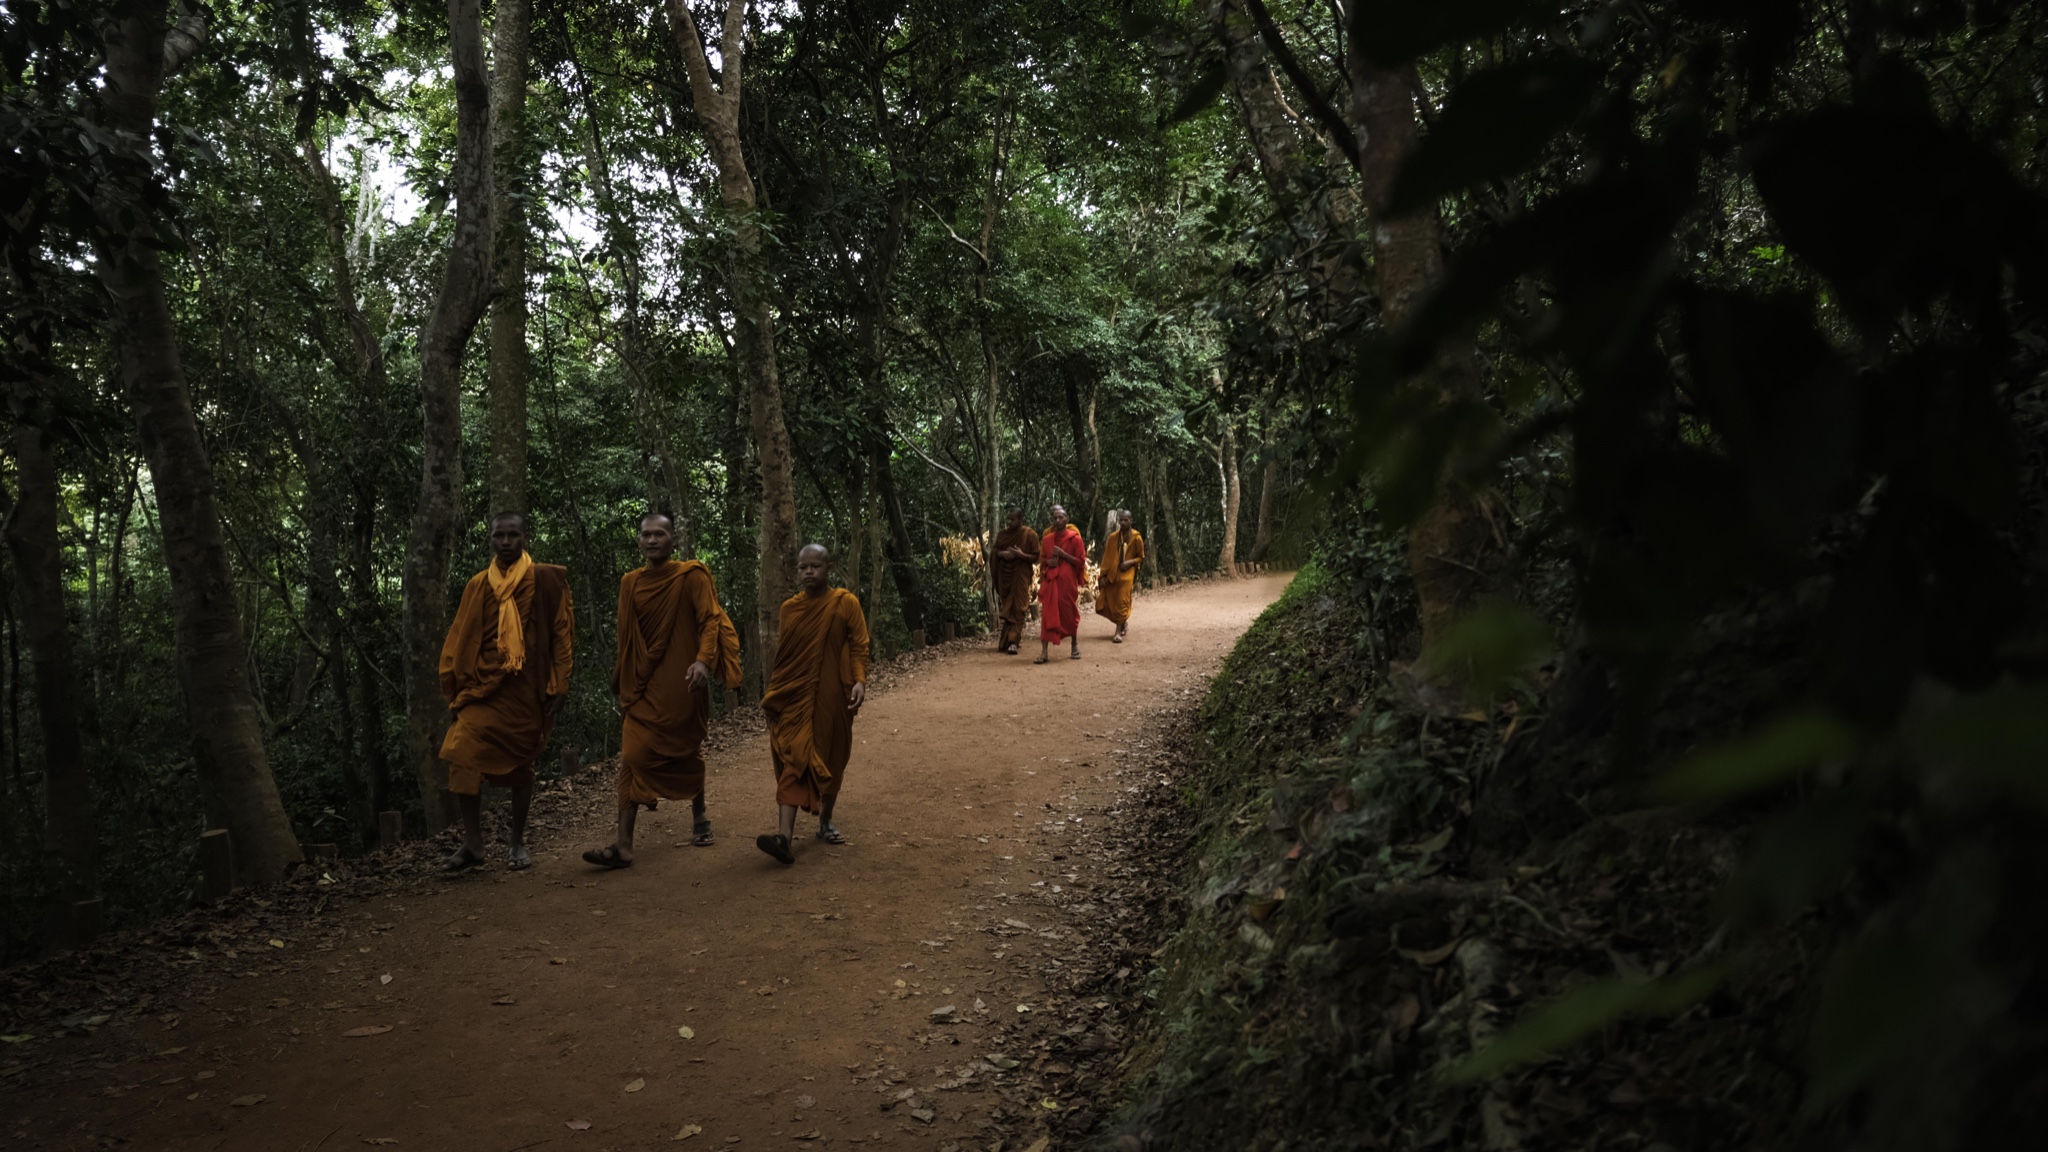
top-left (1241, 0), bottom-right (1360, 171)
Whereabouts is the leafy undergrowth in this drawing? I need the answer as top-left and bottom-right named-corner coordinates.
top-left (1100, 564), bottom-right (1829, 1151)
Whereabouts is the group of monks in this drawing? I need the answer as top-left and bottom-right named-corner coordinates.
top-left (990, 502), bottom-right (1145, 662)
top-left (433, 500), bottom-right (1142, 874)
top-left (434, 511), bottom-right (867, 872)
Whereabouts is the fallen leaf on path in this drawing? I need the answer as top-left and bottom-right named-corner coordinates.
top-left (230, 1094), bottom-right (266, 1107)
top-left (909, 1109), bottom-right (935, 1124)
top-left (566, 1119), bottom-right (591, 1131)
top-left (624, 1078), bottom-right (645, 1093)
top-left (378, 974), bottom-right (392, 985)
top-left (795, 1094), bottom-right (816, 1109)
top-left (1397, 939), bottom-right (1462, 967)
top-left (157, 1046), bottom-right (186, 1056)
top-left (342, 1025), bottom-right (393, 1037)
top-left (0, 1035), bottom-right (31, 1044)
top-left (1041, 1097), bottom-right (1061, 1110)
top-left (793, 1130), bottom-right (820, 1141)
top-left (677, 1026), bottom-right (695, 1039)
top-left (363, 1140), bottom-right (399, 1146)
top-left (671, 1123), bottom-right (702, 1141)
top-left (550, 957), bottom-right (567, 965)
top-left (268, 939), bottom-right (285, 948)
top-left (929, 1005), bottom-right (959, 1023)
top-left (1015, 1004), bottom-right (1032, 1014)
top-left (1023, 1140), bottom-right (1051, 1152)
top-left (492, 996), bottom-right (516, 1006)
top-left (193, 1071), bottom-right (215, 1080)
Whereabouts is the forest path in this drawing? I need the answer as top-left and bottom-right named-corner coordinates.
top-left (16, 574), bottom-right (1288, 1152)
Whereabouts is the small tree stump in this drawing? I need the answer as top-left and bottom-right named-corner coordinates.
top-left (377, 811), bottom-right (403, 852)
top-left (199, 828), bottom-right (234, 902)
top-left (942, 621), bottom-right (958, 642)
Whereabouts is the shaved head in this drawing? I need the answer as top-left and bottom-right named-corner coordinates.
top-left (796, 543), bottom-right (832, 595)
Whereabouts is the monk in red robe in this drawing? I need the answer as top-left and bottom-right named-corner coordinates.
top-left (1036, 504), bottom-right (1085, 664)
top-left (438, 512), bottom-right (574, 872)
top-left (583, 513), bottom-right (742, 869)
top-left (757, 544), bottom-right (870, 864)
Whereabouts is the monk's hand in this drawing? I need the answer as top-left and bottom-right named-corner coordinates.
top-left (687, 661), bottom-right (711, 691)
top-left (848, 682), bottom-right (866, 712)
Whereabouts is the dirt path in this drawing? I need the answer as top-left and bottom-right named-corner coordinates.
top-left (1, 574), bottom-right (1288, 1152)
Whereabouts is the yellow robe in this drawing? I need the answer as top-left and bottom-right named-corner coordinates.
top-left (439, 558), bottom-right (574, 795)
top-left (761, 588), bottom-right (870, 814)
top-left (613, 560), bottom-right (733, 808)
top-left (1095, 529), bottom-right (1144, 627)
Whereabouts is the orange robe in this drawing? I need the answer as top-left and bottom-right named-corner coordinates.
top-left (613, 560), bottom-right (733, 808)
top-left (1095, 528), bottom-right (1144, 627)
top-left (439, 558), bottom-right (574, 796)
top-left (761, 588), bottom-right (870, 814)
top-left (992, 525), bottom-right (1041, 648)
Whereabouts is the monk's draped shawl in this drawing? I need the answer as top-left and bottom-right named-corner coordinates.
top-left (438, 561), bottom-right (573, 781)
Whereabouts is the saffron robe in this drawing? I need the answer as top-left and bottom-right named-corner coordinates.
top-left (1038, 524), bottom-right (1086, 643)
top-left (761, 588), bottom-right (870, 814)
top-left (992, 524), bottom-right (1041, 648)
top-left (439, 557), bottom-right (574, 795)
top-left (613, 559), bottom-right (739, 808)
top-left (1095, 528), bottom-right (1145, 627)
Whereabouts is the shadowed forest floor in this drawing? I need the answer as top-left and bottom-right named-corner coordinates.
top-left (0, 574), bottom-right (1288, 1152)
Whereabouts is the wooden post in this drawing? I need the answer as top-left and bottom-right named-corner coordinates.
top-left (199, 828), bottom-right (234, 902)
top-left (724, 686), bottom-right (739, 715)
top-left (377, 811), bottom-right (403, 852)
top-left (71, 898), bottom-right (103, 944)
top-left (942, 622), bottom-right (958, 642)
top-left (909, 628), bottom-right (926, 649)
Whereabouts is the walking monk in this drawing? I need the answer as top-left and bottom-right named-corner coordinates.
top-left (991, 507), bottom-right (1040, 655)
top-left (1037, 504), bottom-right (1086, 664)
top-left (583, 513), bottom-right (741, 870)
top-left (1095, 509), bottom-right (1145, 643)
top-left (757, 544), bottom-right (870, 865)
top-left (438, 512), bottom-right (574, 872)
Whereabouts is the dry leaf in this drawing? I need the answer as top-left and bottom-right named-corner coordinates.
top-left (229, 1094), bottom-right (266, 1107)
top-left (342, 1025), bottom-right (393, 1037)
top-left (624, 1078), bottom-right (645, 1093)
top-left (566, 1119), bottom-right (592, 1131)
top-left (672, 1123), bottom-right (702, 1141)
top-left (793, 1130), bottom-right (820, 1141)
top-left (795, 1094), bottom-right (816, 1109)
top-left (1023, 1140), bottom-right (1052, 1152)
top-left (677, 1025), bottom-right (695, 1039)
top-left (1041, 1097), bottom-right (1061, 1110)
top-left (378, 974), bottom-right (392, 985)
top-left (267, 939), bottom-right (285, 948)
top-left (363, 1140), bottom-right (399, 1146)
top-left (492, 996), bottom-right (516, 1006)
top-left (1397, 939), bottom-right (1462, 967)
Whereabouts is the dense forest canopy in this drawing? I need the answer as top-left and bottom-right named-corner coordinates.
top-left (6, 0), bottom-right (2048, 1142)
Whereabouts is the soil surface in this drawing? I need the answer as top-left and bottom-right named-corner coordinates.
top-left (0, 574), bottom-right (1287, 1152)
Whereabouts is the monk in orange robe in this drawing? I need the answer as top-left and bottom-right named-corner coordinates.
top-left (1095, 508), bottom-right (1145, 642)
top-left (439, 512), bottom-right (574, 872)
top-left (1036, 504), bottom-right (1085, 664)
top-left (991, 507), bottom-right (1040, 655)
top-left (756, 544), bottom-right (870, 865)
top-left (582, 513), bottom-right (742, 870)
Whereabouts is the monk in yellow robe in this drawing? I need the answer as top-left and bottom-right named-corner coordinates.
top-left (583, 513), bottom-right (743, 869)
top-left (991, 507), bottom-right (1040, 655)
top-left (1095, 508), bottom-right (1145, 642)
top-left (756, 544), bottom-right (870, 864)
top-left (439, 512), bottom-right (574, 872)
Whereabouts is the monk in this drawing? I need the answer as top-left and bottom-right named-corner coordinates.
top-left (991, 507), bottom-right (1040, 655)
top-left (1095, 508), bottom-right (1145, 642)
top-left (583, 513), bottom-right (742, 870)
top-left (1037, 504), bottom-right (1086, 664)
top-left (757, 544), bottom-right (870, 865)
top-left (438, 512), bottom-right (574, 872)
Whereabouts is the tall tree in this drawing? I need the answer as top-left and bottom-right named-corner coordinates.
top-left (401, 0), bottom-right (496, 820)
top-left (95, 3), bottom-right (301, 884)
top-left (2, 424), bottom-right (95, 935)
top-left (487, 0), bottom-right (533, 519)
top-left (665, 0), bottom-right (801, 653)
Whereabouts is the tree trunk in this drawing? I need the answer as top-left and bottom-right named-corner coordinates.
top-left (1156, 455), bottom-right (1187, 579)
top-left (1209, 0), bottom-right (1303, 201)
top-left (1250, 419), bottom-right (1277, 562)
top-left (1215, 420), bottom-right (1241, 571)
top-left (95, 4), bottom-right (302, 885)
top-left (486, 0), bottom-right (532, 520)
top-left (2, 425), bottom-right (96, 916)
top-left (1136, 446), bottom-right (1159, 586)
top-left (401, 0), bottom-right (495, 822)
top-left (1063, 362), bottom-right (1101, 548)
top-left (1349, 53), bottom-right (1496, 657)
top-left (666, 0), bottom-right (800, 656)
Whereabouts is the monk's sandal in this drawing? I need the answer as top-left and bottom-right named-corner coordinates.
top-left (692, 821), bottom-right (715, 847)
top-left (756, 834), bottom-right (795, 865)
top-left (441, 846), bottom-right (484, 873)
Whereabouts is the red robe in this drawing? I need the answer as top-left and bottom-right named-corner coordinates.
top-left (1038, 524), bottom-right (1086, 643)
